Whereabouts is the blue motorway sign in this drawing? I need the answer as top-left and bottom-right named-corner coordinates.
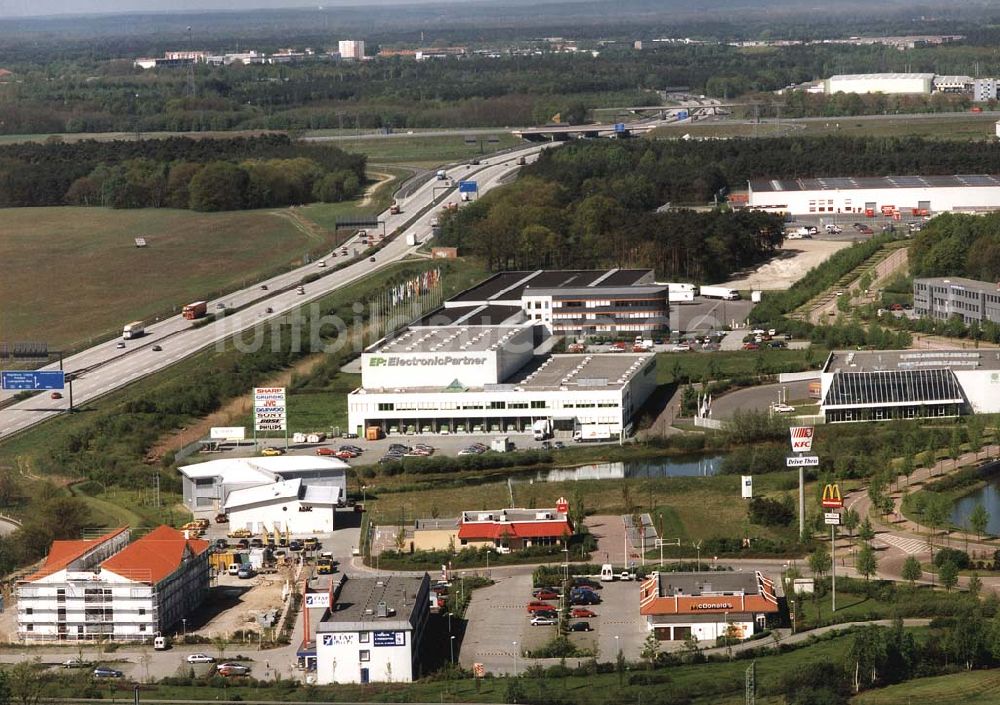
top-left (1, 370), bottom-right (65, 391)
top-left (614, 122), bottom-right (626, 133)
top-left (458, 180), bottom-right (478, 193)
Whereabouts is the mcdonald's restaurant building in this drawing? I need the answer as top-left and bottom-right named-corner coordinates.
top-left (638, 571), bottom-right (780, 643)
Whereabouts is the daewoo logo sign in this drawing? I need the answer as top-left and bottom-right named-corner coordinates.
top-left (789, 426), bottom-right (814, 453)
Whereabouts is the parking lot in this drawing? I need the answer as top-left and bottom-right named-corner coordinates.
top-left (459, 572), bottom-right (648, 675)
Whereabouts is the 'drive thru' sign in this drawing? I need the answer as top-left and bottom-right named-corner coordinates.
top-left (789, 426), bottom-right (814, 453)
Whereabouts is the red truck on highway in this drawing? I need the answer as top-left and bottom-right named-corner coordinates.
top-left (182, 301), bottom-right (208, 320)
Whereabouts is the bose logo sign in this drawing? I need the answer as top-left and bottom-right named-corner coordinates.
top-left (789, 426), bottom-right (814, 452)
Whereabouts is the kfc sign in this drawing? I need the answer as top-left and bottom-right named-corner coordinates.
top-left (789, 426), bottom-right (814, 453)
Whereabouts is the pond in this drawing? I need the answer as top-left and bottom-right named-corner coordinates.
top-left (532, 454), bottom-right (725, 482)
top-left (951, 467), bottom-right (1000, 535)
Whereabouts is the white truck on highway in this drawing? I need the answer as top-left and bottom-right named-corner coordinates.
top-left (436, 169), bottom-right (447, 180)
top-left (122, 321), bottom-right (144, 339)
top-left (700, 286), bottom-right (740, 300)
top-left (406, 232), bottom-right (419, 246)
top-left (532, 419), bottom-right (552, 441)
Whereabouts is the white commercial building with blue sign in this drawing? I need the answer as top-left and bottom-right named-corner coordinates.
top-left (315, 573), bottom-right (431, 684)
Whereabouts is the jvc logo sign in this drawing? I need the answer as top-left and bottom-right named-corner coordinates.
top-left (789, 426), bottom-right (815, 453)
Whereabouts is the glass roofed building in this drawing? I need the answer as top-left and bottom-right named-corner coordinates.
top-left (819, 350), bottom-right (1000, 423)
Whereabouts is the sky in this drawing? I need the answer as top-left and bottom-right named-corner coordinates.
top-left (0, 0), bottom-right (458, 17)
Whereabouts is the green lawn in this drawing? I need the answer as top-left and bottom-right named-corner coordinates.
top-left (0, 205), bottom-right (370, 349)
top-left (853, 670), bottom-right (1000, 705)
top-left (314, 133), bottom-right (524, 166)
top-left (656, 347), bottom-right (828, 383)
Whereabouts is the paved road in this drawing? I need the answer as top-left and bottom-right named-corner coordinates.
top-left (0, 144), bottom-right (551, 442)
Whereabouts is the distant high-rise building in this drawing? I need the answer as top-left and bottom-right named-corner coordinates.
top-left (974, 78), bottom-right (998, 102)
top-left (338, 40), bottom-right (365, 60)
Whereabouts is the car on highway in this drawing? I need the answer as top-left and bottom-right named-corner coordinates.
top-left (93, 667), bottom-right (124, 678)
top-left (265, 307), bottom-right (274, 313)
top-left (297, 287), bottom-right (305, 295)
top-left (569, 621), bottom-right (593, 632)
top-left (315, 447), bottom-right (337, 456)
top-left (151, 345), bottom-right (163, 351)
top-left (571, 607), bottom-right (597, 618)
top-left (526, 601), bottom-right (556, 613)
top-left (187, 653), bottom-right (215, 664)
top-left (260, 284), bottom-right (268, 290)
top-left (532, 589), bottom-right (560, 600)
top-left (50, 392), bottom-right (62, 399)
top-left (217, 662), bottom-right (251, 677)
top-left (62, 658), bottom-right (88, 669)
top-left (772, 403), bottom-right (795, 413)
top-left (369, 257), bottom-right (376, 262)
top-left (530, 615), bottom-right (558, 626)
top-left (317, 261), bottom-right (326, 268)
top-left (261, 447), bottom-right (285, 456)
top-left (116, 342), bottom-right (126, 349)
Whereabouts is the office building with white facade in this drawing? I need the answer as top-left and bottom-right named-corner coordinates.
top-left (315, 574), bottom-right (430, 684)
top-left (17, 526), bottom-right (210, 642)
top-left (913, 276), bottom-right (1000, 325)
top-left (748, 175), bottom-right (1000, 216)
top-left (224, 479), bottom-right (340, 535)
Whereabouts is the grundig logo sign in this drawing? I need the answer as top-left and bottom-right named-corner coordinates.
top-left (369, 355), bottom-right (488, 368)
top-left (692, 602), bottom-right (734, 610)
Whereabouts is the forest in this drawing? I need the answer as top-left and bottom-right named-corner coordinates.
top-left (0, 134), bottom-right (366, 210)
top-left (909, 212), bottom-right (1000, 281)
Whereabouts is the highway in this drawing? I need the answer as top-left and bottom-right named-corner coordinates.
top-left (0, 143), bottom-right (550, 441)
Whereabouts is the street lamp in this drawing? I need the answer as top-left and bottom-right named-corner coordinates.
top-left (562, 546), bottom-right (570, 583)
top-left (512, 641), bottom-right (518, 676)
top-left (182, 619), bottom-right (187, 638)
top-left (615, 634), bottom-right (620, 656)
top-left (448, 612), bottom-right (452, 634)
top-left (450, 635), bottom-right (456, 665)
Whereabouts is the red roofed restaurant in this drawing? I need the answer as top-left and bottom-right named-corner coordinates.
top-left (18, 526), bottom-right (210, 642)
top-left (639, 570), bottom-right (780, 643)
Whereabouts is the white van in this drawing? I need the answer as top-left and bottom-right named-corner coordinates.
top-left (154, 635), bottom-right (169, 650)
top-left (600, 564), bottom-right (615, 582)
top-left (228, 563), bottom-right (241, 576)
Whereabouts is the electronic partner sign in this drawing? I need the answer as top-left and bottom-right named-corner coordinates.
top-left (368, 355), bottom-right (489, 368)
top-left (361, 351), bottom-right (500, 388)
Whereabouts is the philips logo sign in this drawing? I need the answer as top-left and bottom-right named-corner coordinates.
top-left (368, 355), bottom-right (488, 368)
top-left (789, 426), bottom-right (815, 453)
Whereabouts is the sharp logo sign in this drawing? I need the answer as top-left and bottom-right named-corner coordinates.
top-left (789, 426), bottom-right (815, 453)
top-left (369, 355), bottom-right (487, 368)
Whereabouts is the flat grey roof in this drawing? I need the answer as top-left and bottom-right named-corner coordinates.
top-left (450, 269), bottom-right (653, 303)
top-left (825, 349), bottom-right (1000, 373)
top-left (751, 174), bottom-right (1000, 193)
top-left (415, 304), bottom-right (525, 327)
top-left (372, 326), bottom-right (526, 354)
top-left (915, 277), bottom-right (1000, 294)
top-left (319, 574), bottom-right (428, 632)
top-left (506, 353), bottom-right (654, 391)
top-left (828, 72), bottom-right (934, 80)
top-left (525, 285), bottom-right (667, 298)
top-left (655, 571), bottom-right (762, 597)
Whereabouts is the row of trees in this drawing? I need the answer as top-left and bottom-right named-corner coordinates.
top-left (0, 134), bottom-right (366, 209)
top-left (909, 212), bottom-right (1000, 282)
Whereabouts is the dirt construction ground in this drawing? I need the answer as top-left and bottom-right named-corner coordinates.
top-left (189, 569), bottom-right (294, 640)
top-left (724, 239), bottom-right (852, 291)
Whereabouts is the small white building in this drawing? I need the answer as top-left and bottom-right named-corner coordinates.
top-left (224, 479), bottom-right (340, 535)
top-left (316, 574), bottom-right (430, 684)
top-left (17, 526), bottom-right (210, 642)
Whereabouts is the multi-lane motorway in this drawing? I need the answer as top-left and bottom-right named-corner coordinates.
top-left (0, 143), bottom-right (550, 441)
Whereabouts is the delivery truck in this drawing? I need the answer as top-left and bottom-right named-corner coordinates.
top-left (122, 321), bottom-right (145, 339)
top-left (573, 424), bottom-right (612, 442)
top-left (699, 286), bottom-right (740, 301)
top-left (532, 419), bottom-right (552, 441)
top-left (182, 301), bottom-right (208, 320)
top-left (406, 232), bottom-right (419, 246)
top-left (436, 170), bottom-right (447, 180)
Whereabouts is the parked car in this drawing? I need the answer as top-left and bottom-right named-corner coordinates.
top-left (570, 593), bottom-right (600, 606)
top-left (569, 621), bottom-right (593, 632)
top-left (341, 445), bottom-right (364, 454)
top-left (530, 615), bottom-right (558, 626)
top-left (217, 663), bottom-right (251, 677)
top-left (261, 447), bottom-right (284, 456)
top-left (315, 447), bottom-right (337, 456)
top-left (572, 578), bottom-right (602, 591)
top-left (214, 538), bottom-right (228, 550)
top-left (237, 567), bottom-right (255, 579)
top-left (215, 513), bottom-right (228, 523)
top-left (533, 610), bottom-right (559, 620)
top-left (571, 607), bottom-right (597, 618)
top-left (62, 658), bottom-right (88, 669)
top-left (93, 667), bottom-right (124, 678)
top-left (772, 403), bottom-right (795, 413)
top-left (742, 342), bottom-right (760, 351)
top-left (288, 540), bottom-right (303, 552)
top-left (532, 589), bottom-right (560, 600)
top-left (553, 441), bottom-right (565, 450)
top-left (187, 654), bottom-right (215, 664)
top-left (526, 601), bottom-right (556, 613)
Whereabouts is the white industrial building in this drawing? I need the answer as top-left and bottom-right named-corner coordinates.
top-left (17, 526), bottom-right (210, 642)
top-left (825, 72), bottom-right (934, 95)
top-left (747, 175), bottom-right (1000, 216)
top-left (338, 40), bottom-right (365, 60)
top-left (819, 350), bottom-right (1000, 423)
top-left (315, 574), bottom-right (430, 684)
top-left (224, 479), bottom-right (340, 534)
top-left (178, 456), bottom-right (348, 513)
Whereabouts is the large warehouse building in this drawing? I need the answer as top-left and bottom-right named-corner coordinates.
top-left (747, 175), bottom-right (1000, 216)
top-left (825, 72), bottom-right (934, 94)
top-left (818, 349), bottom-right (1000, 423)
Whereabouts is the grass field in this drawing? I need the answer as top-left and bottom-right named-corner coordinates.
top-left (320, 133), bottom-right (524, 166)
top-left (853, 670), bottom-right (1000, 705)
top-left (655, 347), bottom-right (828, 383)
top-left (650, 114), bottom-right (1000, 141)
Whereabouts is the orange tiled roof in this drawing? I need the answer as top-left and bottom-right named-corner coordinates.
top-left (24, 527), bottom-right (129, 581)
top-left (100, 525), bottom-right (209, 585)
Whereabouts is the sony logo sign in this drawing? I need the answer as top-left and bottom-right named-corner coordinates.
top-left (369, 355), bottom-right (488, 367)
